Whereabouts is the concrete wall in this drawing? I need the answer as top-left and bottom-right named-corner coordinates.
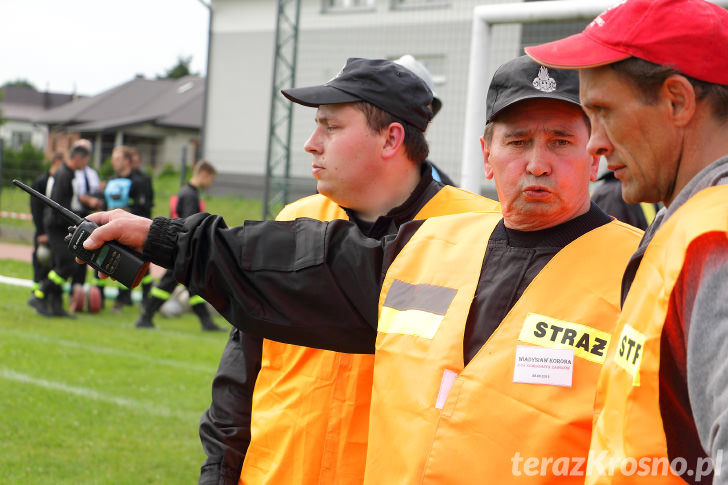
top-left (204, 0), bottom-right (520, 201)
top-left (0, 119), bottom-right (48, 151)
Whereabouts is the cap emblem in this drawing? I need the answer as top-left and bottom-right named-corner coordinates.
top-left (532, 66), bottom-right (557, 93)
top-left (326, 64), bottom-right (346, 84)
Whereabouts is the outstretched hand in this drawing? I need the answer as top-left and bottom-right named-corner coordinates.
top-left (82, 209), bottom-right (153, 254)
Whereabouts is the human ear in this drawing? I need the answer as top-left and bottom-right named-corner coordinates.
top-left (481, 136), bottom-right (495, 180)
top-left (663, 75), bottom-right (696, 127)
top-left (382, 122), bottom-right (405, 159)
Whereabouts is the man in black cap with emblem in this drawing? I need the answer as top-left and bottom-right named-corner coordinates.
top-left (195, 57), bottom-right (498, 484)
top-left (82, 55), bottom-right (640, 483)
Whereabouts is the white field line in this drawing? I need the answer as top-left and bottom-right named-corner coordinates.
top-left (0, 328), bottom-right (216, 374)
top-left (0, 274), bottom-right (33, 288)
top-left (0, 368), bottom-right (199, 420)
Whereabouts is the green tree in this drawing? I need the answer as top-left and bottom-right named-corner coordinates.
top-left (157, 56), bottom-right (198, 80)
top-left (2, 142), bottom-right (46, 186)
top-left (2, 79), bottom-right (37, 90)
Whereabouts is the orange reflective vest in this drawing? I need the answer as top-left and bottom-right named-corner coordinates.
top-left (365, 212), bottom-right (642, 484)
top-left (241, 187), bottom-right (500, 485)
top-left (587, 186), bottom-right (728, 485)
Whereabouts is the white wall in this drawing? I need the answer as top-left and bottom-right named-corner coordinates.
top-left (205, 0), bottom-right (277, 176)
top-left (205, 0), bottom-right (519, 196)
top-left (0, 119), bottom-right (48, 151)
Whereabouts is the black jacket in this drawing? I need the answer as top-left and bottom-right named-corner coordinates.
top-left (30, 171), bottom-right (51, 236)
top-left (177, 183), bottom-right (202, 219)
top-left (129, 168), bottom-right (154, 218)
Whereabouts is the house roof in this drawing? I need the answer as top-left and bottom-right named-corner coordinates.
top-left (36, 75), bottom-right (204, 131)
top-left (0, 85), bottom-right (79, 122)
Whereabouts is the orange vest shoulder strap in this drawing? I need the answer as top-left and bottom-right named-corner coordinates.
top-left (276, 194), bottom-right (348, 222)
top-left (414, 185), bottom-right (500, 220)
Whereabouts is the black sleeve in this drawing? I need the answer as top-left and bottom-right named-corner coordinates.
top-left (129, 171), bottom-right (154, 218)
top-left (45, 167), bottom-right (75, 234)
top-left (189, 214), bottom-right (423, 483)
top-left (144, 173), bottom-right (154, 209)
top-left (198, 328), bottom-right (262, 485)
top-left (30, 175), bottom-right (47, 235)
top-left (143, 215), bottom-right (386, 354)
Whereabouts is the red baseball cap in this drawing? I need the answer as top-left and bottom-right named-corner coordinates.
top-left (525, 0), bottom-right (728, 86)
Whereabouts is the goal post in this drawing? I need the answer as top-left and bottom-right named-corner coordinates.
top-left (460, 0), bottom-right (728, 194)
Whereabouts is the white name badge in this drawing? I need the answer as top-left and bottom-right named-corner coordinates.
top-left (513, 345), bottom-right (574, 387)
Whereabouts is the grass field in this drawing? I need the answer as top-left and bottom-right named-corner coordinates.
top-left (0, 171), bottom-right (273, 245)
top-left (0, 259), bottom-right (231, 484)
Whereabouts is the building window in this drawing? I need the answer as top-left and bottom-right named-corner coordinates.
top-left (11, 131), bottom-right (32, 150)
top-left (391, 0), bottom-right (449, 10)
top-left (322, 0), bottom-right (375, 13)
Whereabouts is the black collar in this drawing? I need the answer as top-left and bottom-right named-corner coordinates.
top-left (492, 202), bottom-right (612, 249)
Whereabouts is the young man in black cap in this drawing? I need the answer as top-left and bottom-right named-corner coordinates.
top-left (196, 57), bottom-right (498, 484)
top-left (83, 56), bottom-right (640, 483)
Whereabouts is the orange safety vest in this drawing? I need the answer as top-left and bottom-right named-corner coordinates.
top-left (586, 186), bottom-right (728, 485)
top-left (366, 212), bottom-right (642, 484)
top-left (241, 187), bottom-right (500, 485)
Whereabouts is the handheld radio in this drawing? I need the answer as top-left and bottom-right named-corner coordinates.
top-left (13, 179), bottom-right (150, 288)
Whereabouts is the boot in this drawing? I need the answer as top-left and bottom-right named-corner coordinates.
top-left (141, 282), bottom-right (152, 307)
top-left (30, 280), bottom-right (68, 317)
top-left (119, 289), bottom-right (133, 306)
top-left (28, 291), bottom-right (52, 316)
top-left (134, 295), bottom-right (165, 329)
top-left (192, 303), bottom-right (224, 331)
top-left (48, 289), bottom-right (73, 318)
top-left (97, 286), bottom-right (106, 310)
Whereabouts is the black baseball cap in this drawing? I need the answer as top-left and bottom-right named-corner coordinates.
top-left (282, 57), bottom-right (434, 131)
top-left (486, 55), bottom-right (581, 123)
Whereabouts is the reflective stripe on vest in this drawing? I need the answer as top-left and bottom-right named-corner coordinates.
top-left (150, 286), bottom-right (172, 301)
top-left (366, 213), bottom-right (642, 484)
top-left (48, 269), bottom-right (66, 286)
top-left (639, 202), bottom-right (658, 226)
top-left (241, 188), bottom-right (500, 485)
top-left (587, 186), bottom-right (728, 485)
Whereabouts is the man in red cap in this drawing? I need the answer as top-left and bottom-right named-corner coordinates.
top-left (526, 0), bottom-right (728, 483)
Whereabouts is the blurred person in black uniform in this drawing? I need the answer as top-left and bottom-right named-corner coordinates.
top-left (129, 146), bottom-right (155, 302)
top-left (28, 144), bottom-right (91, 317)
top-left (134, 160), bottom-right (223, 331)
top-left (28, 151), bottom-right (64, 302)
